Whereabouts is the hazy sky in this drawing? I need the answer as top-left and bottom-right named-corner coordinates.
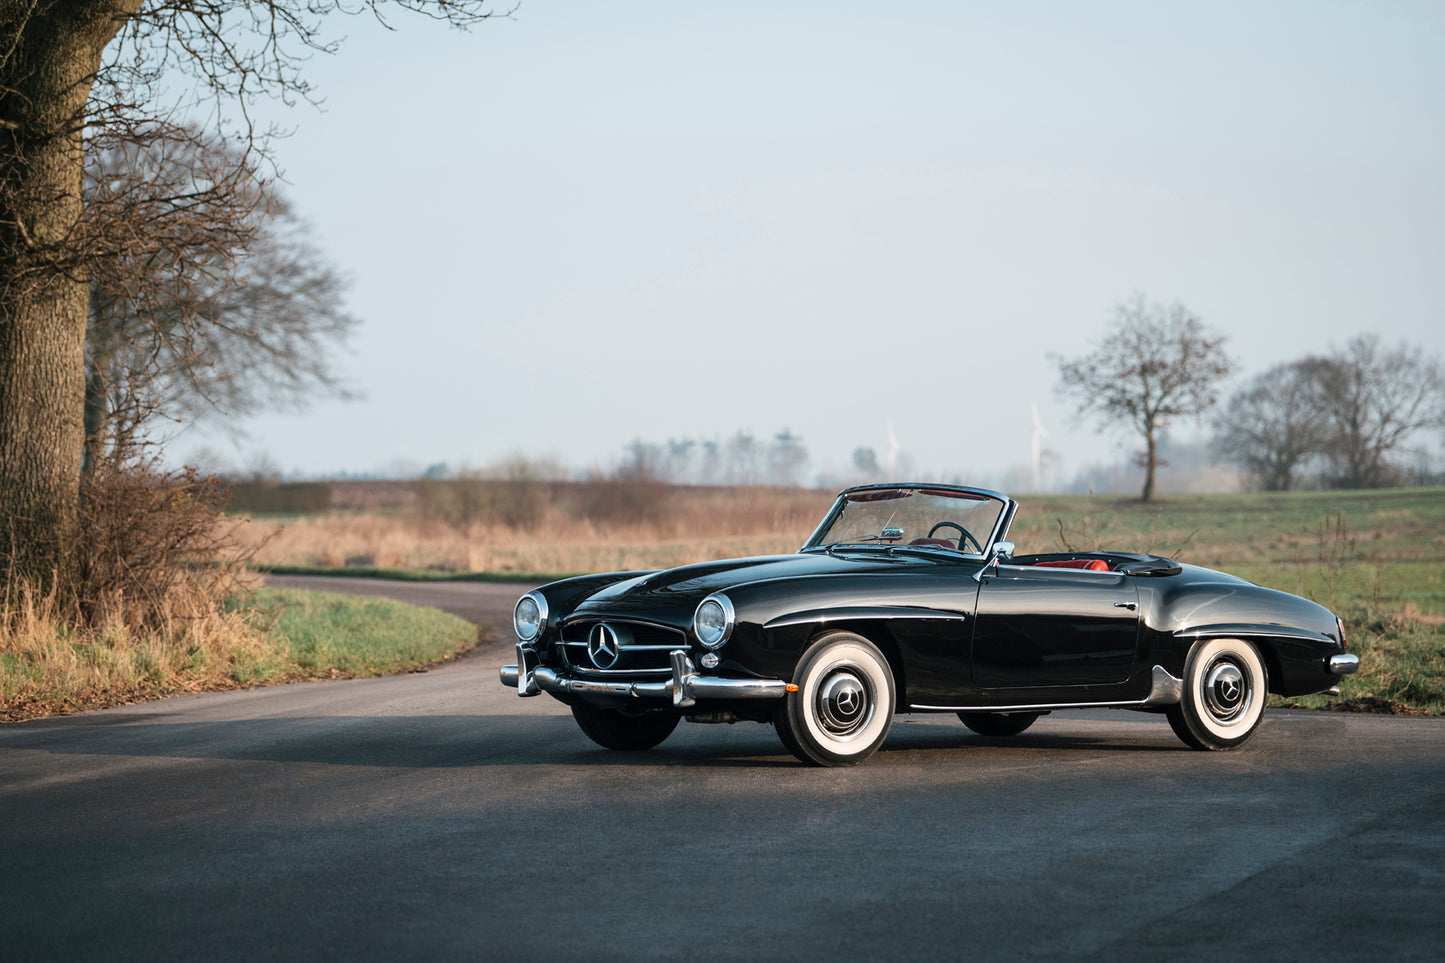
top-left (178, 0), bottom-right (1445, 487)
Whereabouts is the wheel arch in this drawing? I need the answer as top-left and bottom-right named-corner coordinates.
top-left (797, 619), bottom-right (910, 707)
top-left (1183, 633), bottom-right (1279, 692)
top-left (1174, 623), bottom-right (1331, 696)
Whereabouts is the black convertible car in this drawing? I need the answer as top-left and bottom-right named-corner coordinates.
top-left (500, 484), bottom-right (1357, 766)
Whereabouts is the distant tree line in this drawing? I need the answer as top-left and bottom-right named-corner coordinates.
top-left (1213, 335), bottom-right (1445, 491)
top-left (619, 430), bottom-right (811, 487)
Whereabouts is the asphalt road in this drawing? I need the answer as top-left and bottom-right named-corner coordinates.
top-left (3, 578), bottom-right (1443, 961)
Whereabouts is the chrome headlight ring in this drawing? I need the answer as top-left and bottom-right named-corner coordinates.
top-left (513, 591), bottom-right (549, 643)
top-left (693, 593), bottom-right (736, 650)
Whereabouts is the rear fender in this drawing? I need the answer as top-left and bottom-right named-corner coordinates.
top-left (1174, 623), bottom-right (1341, 697)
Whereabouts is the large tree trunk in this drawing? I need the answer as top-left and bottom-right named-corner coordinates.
top-left (0, 2), bottom-right (135, 583)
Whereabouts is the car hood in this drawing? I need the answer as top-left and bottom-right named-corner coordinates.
top-left (567, 551), bottom-right (919, 624)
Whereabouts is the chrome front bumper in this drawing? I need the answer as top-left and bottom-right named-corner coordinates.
top-left (500, 646), bottom-right (788, 708)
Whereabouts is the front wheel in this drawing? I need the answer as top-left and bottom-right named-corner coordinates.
top-left (571, 704), bottom-right (680, 751)
top-left (1166, 638), bottom-right (1268, 750)
top-left (776, 631), bottom-right (895, 767)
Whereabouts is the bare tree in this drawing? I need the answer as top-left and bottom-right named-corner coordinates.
top-left (82, 127), bottom-right (262, 471)
top-left (1213, 358), bottom-right (1332, 491)
top-left (1054, 294), bottom-right (1234, 501)
top-left (83, 129), bottom-right (358, 470)
top-left (0, 1), bottom-right (499, 583)
top-left (1314, 335), bottom-right (1445, 489)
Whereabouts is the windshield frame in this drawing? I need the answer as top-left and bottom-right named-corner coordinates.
top-left (799, 483), bottom-right (1018, 559)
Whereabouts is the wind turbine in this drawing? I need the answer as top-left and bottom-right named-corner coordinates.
top-left (1031, 403), bottom-right (1049, 492)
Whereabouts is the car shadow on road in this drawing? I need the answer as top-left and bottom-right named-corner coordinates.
top-left (3, 711), bottom-right (1187, 772)
top-left (883, 721), bottom-right (1185, 755)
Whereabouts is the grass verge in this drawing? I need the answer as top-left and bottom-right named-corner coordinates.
top-left (243, 587), bottom-right (480, 676)
top-left (2, 587), bottom-right (480, 723)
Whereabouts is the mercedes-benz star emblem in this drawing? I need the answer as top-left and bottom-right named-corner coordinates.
top-left (587, 623), bottom-right (621, 669)
top-left (837, 689), bottom-right (858, 714)
top-left (1221, 679), bottom-right (1240, 701)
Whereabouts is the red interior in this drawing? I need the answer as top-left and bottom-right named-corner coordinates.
top-left (1030, 558), bottom-right (1111, 571)
top-left (908, 538), bottom-right (957, 549)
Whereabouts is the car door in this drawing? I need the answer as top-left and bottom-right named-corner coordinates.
top-left (970, 564), bottom-right (1140, 688)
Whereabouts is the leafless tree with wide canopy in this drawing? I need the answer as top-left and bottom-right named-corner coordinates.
top-left (0, 1), bottom-right (499, 584)
top-left (1054, 294), bottom-right (1234, 502)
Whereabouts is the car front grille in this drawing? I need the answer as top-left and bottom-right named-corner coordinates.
top-left (558, 619), bottom-right (687, 676)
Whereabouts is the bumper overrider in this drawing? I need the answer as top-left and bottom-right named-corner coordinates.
top-left (500, 644), bottom-right (788, 708)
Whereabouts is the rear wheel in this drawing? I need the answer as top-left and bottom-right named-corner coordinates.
top-left (958, 712), bottom-right (1041, 737)
top-left (571, 704), bottom-right (680, 751)
top-left (776, 631), bottom-right (895, 767)
top-left (1166, 638), bottom-right (1268, 750)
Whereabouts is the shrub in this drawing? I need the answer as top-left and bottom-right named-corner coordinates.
top-left (64, 460), bottom-right (255, 632)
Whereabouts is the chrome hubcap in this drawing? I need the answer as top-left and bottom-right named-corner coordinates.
top-left (1204, 660), bottom-right (1248, 722)
top-left (816, 670), bottom-right (872, 737)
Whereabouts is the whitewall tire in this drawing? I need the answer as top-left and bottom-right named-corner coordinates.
top-left (776, 631), bottom-right (895, 767)
top-left (1166, 638), bottom-right (1268, 750)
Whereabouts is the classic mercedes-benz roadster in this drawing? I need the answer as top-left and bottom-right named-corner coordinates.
top-left (500, 484), bottom-right (1357, 766)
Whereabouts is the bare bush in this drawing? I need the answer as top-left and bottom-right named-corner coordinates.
top-left (2, 457), bottom-right (272, 722)
top-left (573, 469), bottom-right (671, 528)
top-left (63, 459), bottom-right (257, 633)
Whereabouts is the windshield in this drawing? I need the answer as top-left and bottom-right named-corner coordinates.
top-left (802, 487), bottom-right (1011, 557)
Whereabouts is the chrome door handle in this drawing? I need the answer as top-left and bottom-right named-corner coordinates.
top-left (1114, 601), bottom-right (1137, 611)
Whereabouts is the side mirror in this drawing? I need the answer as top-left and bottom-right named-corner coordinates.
top-left (973, 541), bottom-right (1014, 583)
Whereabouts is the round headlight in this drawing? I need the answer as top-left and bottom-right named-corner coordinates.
top-left (513, 592), bottom-right (547, 642)
top-left (693, 594), bottom-right (735, 650)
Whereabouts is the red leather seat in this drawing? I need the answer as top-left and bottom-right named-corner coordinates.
top-left (1032, 558), bottom-right (1110, 571)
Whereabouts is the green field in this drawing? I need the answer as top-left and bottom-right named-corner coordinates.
top-left (1011, 488), bottom-right (1445, 713)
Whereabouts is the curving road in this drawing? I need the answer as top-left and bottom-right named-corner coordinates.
top-left (2, 577), bottom-right (1442, 960)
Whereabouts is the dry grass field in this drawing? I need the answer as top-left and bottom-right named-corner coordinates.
top-left (239, 480), bottom-right (1443, 576)
top-left (239, 482), bottom-right (833, 575)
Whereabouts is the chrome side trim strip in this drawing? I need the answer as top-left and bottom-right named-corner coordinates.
top-left (910, 665), bottom-right (1184, 712)
top-left (1174, 623), bottom-right (1334, 644)
top-left (1328, 654), bottom-right (1360, 675)
top-left (765, 606), bottom-right (969, 631)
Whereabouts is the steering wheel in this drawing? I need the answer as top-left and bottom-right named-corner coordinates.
top-left (928, 521), bottom-right (982, 554)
